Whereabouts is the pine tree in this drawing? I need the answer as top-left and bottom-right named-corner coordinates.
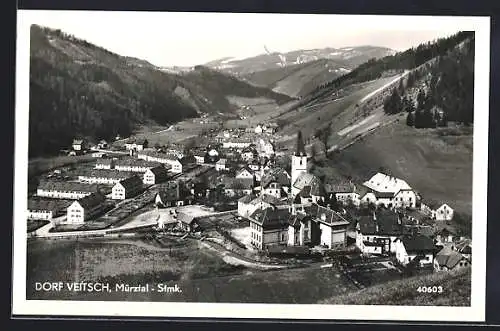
top-left (406, 112), bottom-right (414, 127)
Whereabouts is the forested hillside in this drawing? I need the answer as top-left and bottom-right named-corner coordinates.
top-left (28, 25), bottom-right (292, 156)
top-left (307, 31), bottom-right (474, 104)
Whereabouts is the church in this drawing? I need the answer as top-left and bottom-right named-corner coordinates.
top-left (247, 131), bottom-right (349, 251)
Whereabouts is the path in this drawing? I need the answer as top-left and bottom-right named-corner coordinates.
top-left (359, 71), bottom-right (409, 103)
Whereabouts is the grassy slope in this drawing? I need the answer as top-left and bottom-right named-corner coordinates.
top-left (326, 122), bottom-right (473, 215)
top-left (320, 267), bottom-right (471, 306)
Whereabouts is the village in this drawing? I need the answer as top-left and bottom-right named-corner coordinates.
top-left (26, 122), bottom-right (472, 289)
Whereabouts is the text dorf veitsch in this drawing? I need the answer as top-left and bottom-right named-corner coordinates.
top-left (34, 282), bottom-right (183, 293)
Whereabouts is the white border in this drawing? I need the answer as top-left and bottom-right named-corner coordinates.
top-left (12, 11), bottom-right (490, 322)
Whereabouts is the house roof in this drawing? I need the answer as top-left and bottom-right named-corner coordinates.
top-left (115, 158), bottom-right (163, 168)
top-left (261, 167), bottom-right (290, 188)
top-left (177, 212), bottom-right (196, 225)
top-left (288, 212), bottom-right (310, 228)
top-left (139, 151), bottom-right (180, 161)
top-left (248, 194), bottom-right (285, 206)
top-left (324, 181), bottom-right (356, 194)
top-left (435, 246), bottom-right (466, 268)
top-left (117, 175), bottom-right (143, 190)
top-left (78, 169), bottom-right (137, 180)
top-left (147, 165), bottom-right (170, 177)
top-left (357, 210), bottom-right (404, 236)
top-left (38, 180), bottom-right (101, 193)
top-left (72, 139), bottom-right (84, 144)
top-left (156, 184), bottom-right (180, 202)
top-left (363, 172), bottom-right (412, 194)
top-left (293, 173), bottom-right (324, 196)
top-left (250, 207), bottom-right (291, 230)
top-left (374, 191), bottom-right (395, 199)
top-left (75, 191), bottom-right (105, 209)
top-left (28, 198), bottom-right (73, 213)
top-left (309, 203), bottom-right (349, 226)
top-left (400, 234), bottom-right (435, 252)
top-left (225, 177), bottom-right (254, 190)
top-left (238, 194), bottom-right (256, 204)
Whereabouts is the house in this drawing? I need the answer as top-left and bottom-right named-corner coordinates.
top-left (63, 192), bottom-right (106, 225)
top-left (434, 203), bottom-right (454, 221)
top-left (222, 138), bottom-right (252, 149)
top-left (236, 167), bottom-right (255, 180)
top-left (240, 148), bottom-right (256, 162)
top-left (355, 209), bottom-right (405, 255)
top-left (361, 173), bottom-right (417, 208)
top-left (256, 138), bottom-right (275, 157)
top-left (394, 234), bottom-right (436, 267)
top-left (72, 139), bottom-right (86, 151)
top-left (260, 167), bottom-right (291, 199)
top-left (36, 181), bottom-right (100, 200)
top-left (254, 124), bottom-right (263, 134)
top-left (404, 209), bottom-right (431, 225)
top-left (287, 211), bottom-right (313, 247)
top-left (434, 226), bottom-right (457, 245)
top-left (155, 181), bottom-right (182, 207)
top-left (78, 169), bottom-right (137, 185)
top-left (194, 155), bottom-right (205, 164)
top-left (325, 180), bottom-right (359, 206)
top-left (296, 182), bottom-right (326, 204)
top-left (91, 152), bottom-right (107, 158)
top-left (176, 211), bottom-right (200, 232)
top-left (249, 206), bottom-right (291, 249)
top-left (27, 198), bottom-right (72, 221)
top-left (308, 203), bottom-right (350, 249)
top-left (143, 165), bottom-right (170, 185)
top-left (114, 159), bottom-right (164, 173)
top-left (237, 193), bottom-right (285, 218)
top-left (125, 139), bottom-right (146, 151)
top-left (111, 176), bottom-right (143, 200)
top-left (248, 160), bottom-right (262, 172)
top-left (97, 140), bottom-right (108, 149)
top-left (137, 151), bottom-right (183, 173)
top-left (215, 158), bottom-right (227, 171)
top-left (434, 246), bottom-right (470, 271)
top-left (223, 177), bottom-right (254, 197)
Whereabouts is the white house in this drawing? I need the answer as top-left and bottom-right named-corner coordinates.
top-left (434, 203), bottom-right (454, 221)
top-left (222, 138), bottom-right (252, 149)
top-left (309, 203), bottom-right (350, 249)
top-left (72, 139), bottom-right (85, 151)
top-left (125, 139), bottom-right (146, 151)
top-left (236, 167), bottom-right (255, 180)
top-left (254, 125), bottom-right (263, 134)
top-left (63, 192), bottom-right (106, 225)
top-left (36, 181), bottom-right (100, 200)
top-left (97, 140), bottom-right (108, 149)
top-left (240, 148), bottom-right (255, 162)
top-left (256, 138), bottom-right (275, 157)
top-left (111, 176), bottom-right (143, 200)
top-left (325, 181), bottom-right (360, 206)
top-left (143, 166), bottom-right (169, 185)
top-left (78, 169), bottom-right (137, 185)
top-left (114, 159), bottom-right (163, 173)
top-left (137, 151), bottom-right (183, 173)
top-left (355, 210), bottom-right (404, 255)
top-left (362, 173), bottom-right (417, 208)
top-left (215, 158), bottom-right (227, 171)
top-left (394, 234), bottom-right (435, 267)
top-left (95, 159), bottom-right (115, 169)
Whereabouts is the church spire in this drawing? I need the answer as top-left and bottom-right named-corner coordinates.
top-left (295, 130), bottom-right (306, 156)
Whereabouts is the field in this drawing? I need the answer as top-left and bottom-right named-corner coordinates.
top-left (27, 237), bottom-right (361, 303)
top-left (326, 122), bottom-right (473, 216)
top-left (320, 267), bottom-right (471, 306)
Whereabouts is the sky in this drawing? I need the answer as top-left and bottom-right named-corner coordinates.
top-left (21, 10), bottom-right (469, 67)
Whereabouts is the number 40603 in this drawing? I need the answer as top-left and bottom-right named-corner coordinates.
top-left (417, 286), bottom-right (443, 293)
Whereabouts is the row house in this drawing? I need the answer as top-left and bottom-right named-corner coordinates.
top-left (125, 139), bottom-right (147, 151)
top-left (222, 138), bottom-right (252, 149)
top-left (63, 192), bottom-right (106, 225)
top-left (111, 176), bottom-right (143, 200)
top-left (36, 181), bottom-right (100, 200)
top-left (78, 169), bottom-right (137, 185)
top-left (137, 151), bottom-right (183, 173)
top-left (114, 159), bottom-right (166, 173)
top-left (27, 198), bottom-right (72, 221)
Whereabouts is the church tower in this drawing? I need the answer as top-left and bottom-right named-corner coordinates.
top-left (291, 131), bottom-right (307, 192)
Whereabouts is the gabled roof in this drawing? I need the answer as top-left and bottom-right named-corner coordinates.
top-left (324, 181), bottom-right (356, 194)
top-left (309, 203), bottom-right (349, 226)
top-left (147, 165), bottom-right (169, 177)
top-left (400, 234), bottom-right (435, 252)
top-left (78, 169), bottom-right (137, 180)
top-left (75, 191), bottom-right (105, 209)
top-left (157, 184), bottom-right (180, 202)
top-left (117, 176), bottom-right (143, 190)
top-left (38, 180), bottom-right (100, 193)
top-left (363, 172), bottom-right (412, 194)
top-left (435, 246), bottom-right (467, 268)
top-left (177, 212), bottom-right (196, 225)
top-left (357, 210), bottom-right (404, 236)
top-left (261, 167), bottom-right (290, 189)
top-left (28, 198), bottom-right (73, 213)
top-left (238, 194), bottom-right (256, 204)
top-left (293, 173), bottom-right (324, 196)
top-left (288, 212), bottom-right (310, 228)
top-left (115, 158), bottom-right (162, 168)
top-left (250, 207), bottom-right (291, 230)
top-left (226, 177), bottom-right (254, 190)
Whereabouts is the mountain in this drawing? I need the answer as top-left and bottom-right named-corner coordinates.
top-left (205, 46), bottom-right (395, 75)
top-left (28, 25), bottom-right (293, 157)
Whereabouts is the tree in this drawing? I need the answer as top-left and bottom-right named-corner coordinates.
top-left (143, 139), bottom-right (149, 149)
top-left (406, 112), bottom-right (415, 127)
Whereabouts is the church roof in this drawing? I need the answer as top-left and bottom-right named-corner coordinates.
top-left (294, 131), bottom-right (306, 156)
